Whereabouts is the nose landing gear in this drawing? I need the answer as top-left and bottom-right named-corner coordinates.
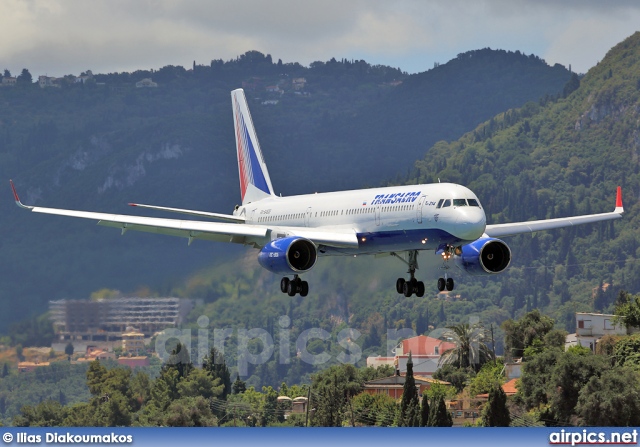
top-left (436, 246), bottom-right (457, 291)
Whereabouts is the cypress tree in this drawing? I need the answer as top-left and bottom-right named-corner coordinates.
top-left (399, 352), bottom-right (420, 427)
top-left (482, 384), bottom-right (511, 427)
top-left (428, 394), bottom-right (453, 427)
top-left (420, 392), bottom-right (430, 427)
top-left (203, 347), bottom-right (232, 399)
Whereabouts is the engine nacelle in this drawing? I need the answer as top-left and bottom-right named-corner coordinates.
top-left (258, 236), bottom-right (317, 275)
top-left (454, 237), bottom-right (511, 276)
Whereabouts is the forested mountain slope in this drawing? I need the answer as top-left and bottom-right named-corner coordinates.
top-left (147, 32), bottom-right (640, 389)
top-left (0, 49), bottom-right (570, 331)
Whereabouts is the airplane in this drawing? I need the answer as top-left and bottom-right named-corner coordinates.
top-left (10, 88), bottom-right (624, 298)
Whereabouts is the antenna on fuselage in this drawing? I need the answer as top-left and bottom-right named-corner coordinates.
top-left (438, 178), bottom-right (441, 183)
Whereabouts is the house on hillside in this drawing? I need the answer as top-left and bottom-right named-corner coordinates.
top-left (363, 373), bottom-right (450, 399)
top-left (565, 312), bottom-right (628, 352)
top-left (367, 334), bottom-right (456, 376)
top-left (1, 77), bottom-right (16, 87)
top-left (135, 78), bottom-right (157, 88)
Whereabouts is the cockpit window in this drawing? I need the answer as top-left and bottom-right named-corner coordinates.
top-left (442, 199), bottom-right (451, 208)
top-left (436, 199), bottom-right (444, 209)
top-left (453, 199), bottom-right (467, 207)
top-left (467, 199), bottom-right (480, 207)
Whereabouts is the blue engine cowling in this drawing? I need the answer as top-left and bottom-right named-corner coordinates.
top-left (454, 237), bottom-right (511, 276)
top-left (258, 236), bottom-right (317, 275)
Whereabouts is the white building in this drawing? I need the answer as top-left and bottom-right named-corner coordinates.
top-left (565, 312), bottom-right (627, 352)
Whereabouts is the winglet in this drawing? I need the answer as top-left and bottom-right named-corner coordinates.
top-left (615, 186), bottom-right (624, 213)
top-left (9, 180), bottom-right (33, 210)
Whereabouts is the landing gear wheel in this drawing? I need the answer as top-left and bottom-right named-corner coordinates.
top-left (287, 280), bottom-right (297, 297)
top-left (280, 277), bottom-right (290, 293)
top-left (416, 281), bottom-right (425, 297)
top-left (300, 281), bottom-right (309, 297)
top-left (437, 278), bottom-right (446, 292)
top-left (396, 278), bottom-right (405, 294)
top-left (446, 278), bottom-right (454, 291)
top-left (403, 281), bottom-right (413, 297)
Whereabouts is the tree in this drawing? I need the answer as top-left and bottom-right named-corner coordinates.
top-left (310, 364), bottom-right (362, 427)
top-left (420, 392), bottom-right (429, 427)
top-left (439, 323), bottom-right (493, 370)
top-left (433, 364), bottom-right (470, 393)
top-left (15, 344), bottom-right (24, 361)
top-left (614, 291), bottom-right (640, 330)
top-left (482, 384), bottom-right (511, 426)
top-left (576, 367), bottom-right (640, 426)
top-left (502, 310), bottom-right (555, 359)
top-left (202, 347), bottom-right (232, 399)
top-left (398, 352), bottom-right (420, 427)
top-left (164, 342), bottom-right (193, 380)
top-left (467, 361), bottom-right (505, 397)
top-left (16, 68), bottom-right (32, 86)
top-left (549, 348), bottom-right (609, 425)
top-left (232, 373), bottom-right (247, 394)
top-left (428, 394), bottom-right (452, 427)
top-left (612, 333), bottom-right (640, 367)
top-left (161, 396), bottom-right (217, 427)
top-left (14, 400), bottom-right (67, 427)
top-left (177, 368), bottom-right (223, 400)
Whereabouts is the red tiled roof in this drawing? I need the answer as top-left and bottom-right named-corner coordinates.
top-left (476, 378), bottom-right (519, 398)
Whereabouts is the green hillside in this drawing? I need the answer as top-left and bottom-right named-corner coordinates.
top-left (139, 32), bottom-right (640, 389)
top-left (0, 49), bottom-right (570, 331)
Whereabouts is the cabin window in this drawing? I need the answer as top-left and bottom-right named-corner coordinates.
top-left (442, 199), bottom-right (451, 208)
top-left (453, 199), bottom-right (467, 207)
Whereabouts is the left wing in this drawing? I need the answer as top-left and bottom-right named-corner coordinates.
top-left (485, 186), bottom-right (623, 238)
top-left (10, 180), bottom-right (358, 248)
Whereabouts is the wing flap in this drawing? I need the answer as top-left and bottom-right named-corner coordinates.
top-left (128, 202), bottom-right (245, 222)
top-left (287, 228), bottom-right (359, 248)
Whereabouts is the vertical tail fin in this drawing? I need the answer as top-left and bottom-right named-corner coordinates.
top-left (231, 88), bottom-right (275, 205)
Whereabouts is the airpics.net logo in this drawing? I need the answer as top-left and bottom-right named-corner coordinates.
top-left (549, 429), bottom-right (638, 446)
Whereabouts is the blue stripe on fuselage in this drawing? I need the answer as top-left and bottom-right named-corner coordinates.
top-left (319, 228), bottom-right (464, 255)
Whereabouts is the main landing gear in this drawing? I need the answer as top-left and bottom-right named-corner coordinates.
top-left (393, 247), bottom-right (459, 295)
top-left (393, 250), bottom-right (426, 297)
top-left (280, 275), bottom-right (309, 297)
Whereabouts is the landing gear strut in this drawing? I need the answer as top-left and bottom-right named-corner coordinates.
top-left (393, 250), bottom-right (425, 297)
top-left (436, 246), bottom-right (457, 291)
top-left (280, 275), bottom-right (309, 297)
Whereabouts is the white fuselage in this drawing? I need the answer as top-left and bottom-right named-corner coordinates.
top-left (237, 182), bottom-right (487, 255)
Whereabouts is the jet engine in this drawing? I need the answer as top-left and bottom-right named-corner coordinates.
top-left (258, 236), bottom-right (317, 274)
top-left (454, 237), bottom-right (511, 276)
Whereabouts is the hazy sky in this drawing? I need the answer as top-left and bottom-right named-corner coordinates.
top-left (1, 0), bottom-right (639, 78)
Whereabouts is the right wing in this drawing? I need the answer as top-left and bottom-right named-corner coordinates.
top-left (485, 187), bottom-right (624, 238)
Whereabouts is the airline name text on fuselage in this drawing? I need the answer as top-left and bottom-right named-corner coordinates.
top-left (371, 191), bottom-right (421, 205)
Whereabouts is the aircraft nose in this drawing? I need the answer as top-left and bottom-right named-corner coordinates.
top-left (455, 208), bottom-right (486, 240)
